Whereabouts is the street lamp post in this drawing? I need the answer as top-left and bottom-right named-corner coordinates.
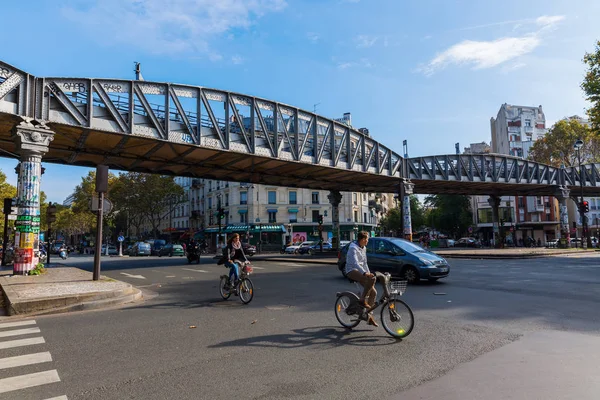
top-left (573, 139), bottom-right (590, 248)
top-left (217, 193), bottom-right (223, 250)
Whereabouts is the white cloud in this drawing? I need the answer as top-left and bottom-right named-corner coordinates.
top-left (337, 58), bottom-right (373, 69)
top-left (421, 36), bottom-right (540, 75)
top-left (355, 35), bottom-right (378, 48)
top-left (307, 32), bottom-right (320, 42)
top-left (536, 15), bottom-right (565, 26)
top-left (421, 14), bottom-right (565, 75)
top-left (231, 55), bottom-right (244, 64)
top-left (501, 62), bottom-right (527, 73)
top-left (61, 0), bottom-right (287, 59)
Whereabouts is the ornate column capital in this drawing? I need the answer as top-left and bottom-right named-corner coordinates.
top-left (402, 179), bottom-right (414, 196)
top-left (553, 185), bottom-right (570, 201)
top-left (11, 118), bottom-right (54, 155)
top-left (327, 190), bottom-right (343, 206)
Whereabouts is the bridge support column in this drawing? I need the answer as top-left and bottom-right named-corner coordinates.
top-left (487, 195), bottom-right (501, 248)
top-left (11, 119), bottom-right (54, 275)
top-left (328, 191), bottom-right (342, 250)
top-left (554, 186), bottom-right (571, 248)
top-left (401, 179), bottom-right (415, 242)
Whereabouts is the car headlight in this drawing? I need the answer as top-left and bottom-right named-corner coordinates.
top-left (420, 258), bottom-right (434, 267)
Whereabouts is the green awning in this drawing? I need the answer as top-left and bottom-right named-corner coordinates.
top-left (224, 225), bottom-right (251, 233)
top-left (253, 224), bottom-right (286, 233)
top-left (287, 208), bottom-right (299, 213)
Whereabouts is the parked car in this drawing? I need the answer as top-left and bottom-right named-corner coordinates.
top-left (284, 244), bottom-right (301, 254)
top-left (298, 242), bottom-right (333, 255)
top-left (150, 240), bottom-right (167, 256)
top-left (454, 237), bottom-right (481, 248)
top-left (337, 237), bottom-right (450, 283)
top-left (242, 242), bottom-right (256, 256)
top-left (158, 244), bottom-right (184, 257)
top-left (545, 239), bottom-right (559, 248)
top-left (296, 241), bottom-right (317, 254)
top-left (131, 242), bottom-right (151, 256)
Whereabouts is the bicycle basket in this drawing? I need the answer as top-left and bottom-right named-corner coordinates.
top-left (389, 280), bottom-right (407, 295)
top-left (243, 265), bottom-right (253, 273)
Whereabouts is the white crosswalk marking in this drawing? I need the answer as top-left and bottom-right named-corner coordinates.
top-left (0, 327), bottom-right (41, 338)
top-left (0, 319), bottom-right (37, 329)
top-left (0, 369), bottom-right (61, 394)
top-left (0, 336), bottom-right (45, 349)
top-left (0, 351), bottom-right (52, 370)
top-left (0, 321), bottom-right (67, 398)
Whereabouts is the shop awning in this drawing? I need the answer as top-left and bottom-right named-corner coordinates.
top-left (267, 209), bottom-right (278, 213)
top-left (238, 209), bottom-right (248, 214)
top-left (224, 225), bottom-right (251, 233)
top-left (287, 208), bottom-right (299, 213)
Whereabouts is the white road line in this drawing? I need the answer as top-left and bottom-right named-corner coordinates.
top-left (120, 272), bottom-right (146, 279)
top-left (0, 369), bottom-right (61, 394)
top-left (182, 268), bottom-right (208, 273)
top-left (165, 275), bottom-right (176, 278)
top-left (0, 351), bottom-right (52, 370)
top-left (251, 266), bottom-right (265, 270)
top-left (44, 396), bottom-right (69, 400)
top-left (0, 327), bottom-right (41, 338)
top-left (0, 320), bottom-right (36, 329)
top-left (0, 337), bottom-right (45, 350)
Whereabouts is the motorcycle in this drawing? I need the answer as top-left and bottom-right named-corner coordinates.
top-left (39, 248), bottom-right (47, 263)
top-left (186, 246), bottom-right (200, 264)
top-left (59, 247), bottom-right (68, 260)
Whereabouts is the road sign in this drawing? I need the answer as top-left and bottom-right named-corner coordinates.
top-left (468, 226), bottom-right (473, 233)
top-left (90, 196), bottom-right (113, 213)
top-left (118, 236), bottom-right (125, 242)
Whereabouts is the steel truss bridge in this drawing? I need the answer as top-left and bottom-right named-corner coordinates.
top-left (0, 59), bottom-right (599, 197)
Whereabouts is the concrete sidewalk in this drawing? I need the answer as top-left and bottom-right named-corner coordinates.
top-left (391, 330), bottom-right (600, 400)
top-left (0, 265), bottom-right (142, 316)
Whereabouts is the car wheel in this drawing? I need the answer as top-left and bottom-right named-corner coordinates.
top-left (308, 249), bottom-right (314, 255)
top-left (158, 253), bottom-right (162, 257)
top-left (402, 266), bottom-right (420, 284)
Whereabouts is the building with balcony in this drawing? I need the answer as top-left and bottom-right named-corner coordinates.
top-left (469, 104), bottom-right (558, 246)
top-left (490, 103), bottom-right (546, 158)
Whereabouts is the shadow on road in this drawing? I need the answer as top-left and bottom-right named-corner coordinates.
top-left (209, 326), bottom-right (400, 349)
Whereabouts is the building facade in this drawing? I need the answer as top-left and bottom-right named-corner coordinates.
top-left (490, 103), bottom-right (546, 158)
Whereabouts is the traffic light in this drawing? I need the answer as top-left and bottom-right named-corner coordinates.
top-left (318, 214), bottom-right (323, 225)
top-left (47, 202), bottom-right (57, 224)
top-left (3, 198), bottom-right (15, 215)
top-left (583, 201), bottom-right (589, 213)
top-left (218, 208), bottom-right (225, 220)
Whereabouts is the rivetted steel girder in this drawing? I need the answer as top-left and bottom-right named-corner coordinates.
top-left (0, 59), bottom-right (599, 196)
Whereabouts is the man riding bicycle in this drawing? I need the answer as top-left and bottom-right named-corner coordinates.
top-left (345, 231), bottom-right (378, 327)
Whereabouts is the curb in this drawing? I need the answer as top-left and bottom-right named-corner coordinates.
top-left (18, 288), bottom-right (143, 316)
top-left (4, 285), bottom-right (142, 316)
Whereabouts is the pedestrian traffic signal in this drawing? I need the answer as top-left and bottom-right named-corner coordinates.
top-left (583, 201), bottom-right (589, 213)
top-left (318, 214), bottom-right (323, 225)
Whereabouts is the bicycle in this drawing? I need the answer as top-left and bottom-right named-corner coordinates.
top-left (219, 261), bottom-right (254, 304)
top-left (334, 271), bottom-right (414, 339)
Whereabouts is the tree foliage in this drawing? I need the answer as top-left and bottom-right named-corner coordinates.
top-left (0, 169), bottom-right (17, 237)
top-left (379, 195), bottom-right (425, 235)
top-left (424, 194), bottom-right (472, 238)
top-left (582, 40), bottom-right (600, 135)
top-left (110, 173), bottom-right (185, 237)
top-left (528, 119), bottom-right (599, 167)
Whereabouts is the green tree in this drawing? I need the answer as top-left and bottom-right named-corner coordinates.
top-left (528, 119), bottom-right (599, 167)
top-left (0, 169), bottom-right (17, 237)
top-left (110, 173), bottom-right (185, 238)
top-left (424, 194), bottom-right (472, 238)
top-left (379, 195), bottom-right (425, 235)
top-left (582, 40), bottom-right (600, 135)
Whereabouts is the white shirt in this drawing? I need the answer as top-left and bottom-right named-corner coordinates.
top-left (345, 241), bottom-right (370, 275)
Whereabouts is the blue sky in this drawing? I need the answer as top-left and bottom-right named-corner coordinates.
top-left (0, 0), bottom-right (598, 203)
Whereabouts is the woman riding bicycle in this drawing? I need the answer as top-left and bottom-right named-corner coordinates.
top-left (223, 233), bottom-right (248, 288)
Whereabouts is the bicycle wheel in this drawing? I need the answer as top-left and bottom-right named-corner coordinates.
top-left (219, 276), bottom-right (231, 300)
top-left (239, 278), bottom-right (254, 304)
top-left (380, 298), bottom-right (414, 338)
top-left (334, 294), bottom-right (361, 329)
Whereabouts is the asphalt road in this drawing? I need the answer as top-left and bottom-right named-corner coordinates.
top-left (2, 253), bottom-right (600, 399)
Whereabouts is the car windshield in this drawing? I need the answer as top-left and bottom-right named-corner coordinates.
top-left (389, 238), bottom-right (427, 253)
